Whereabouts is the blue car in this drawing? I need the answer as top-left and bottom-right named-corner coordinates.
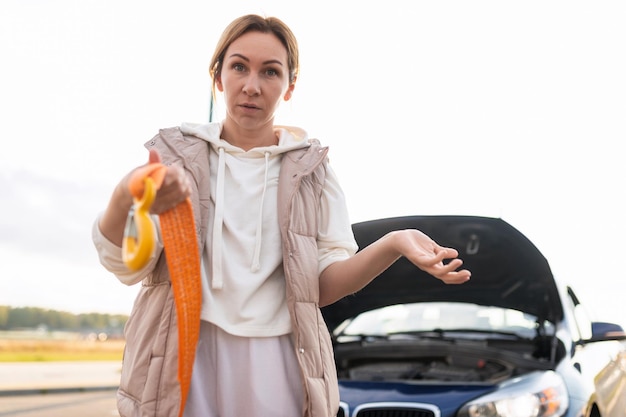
top-left (322, 216), bottom-right (626, 417)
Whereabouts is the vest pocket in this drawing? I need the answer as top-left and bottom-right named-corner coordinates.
top-left (119, 283), bottom-right (177, 410)
top-left (294, 302), bottom-right (324, 377)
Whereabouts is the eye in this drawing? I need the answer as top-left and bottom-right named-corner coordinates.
top-left (233, 63), bottom-right (245, 72)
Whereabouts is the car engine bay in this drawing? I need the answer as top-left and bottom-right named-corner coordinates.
top-left (334, 333), bottom-right (562, 384)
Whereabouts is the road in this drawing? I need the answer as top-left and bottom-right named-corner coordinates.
top-left (0, 362), bottom-right (121, 416)
top-left (0, 362), bottom-right (121, 393)
top-left (0, 390), bottom-right (118, 417)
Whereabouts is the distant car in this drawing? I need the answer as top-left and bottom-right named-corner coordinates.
top-left (322, 216), bottom-right (626, 417)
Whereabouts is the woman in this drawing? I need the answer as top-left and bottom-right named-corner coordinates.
top-left (93, 14), bottom-right (470, 417)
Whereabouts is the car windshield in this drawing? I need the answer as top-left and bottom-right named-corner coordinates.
top-left (336, 302), bottom-right (549, 339)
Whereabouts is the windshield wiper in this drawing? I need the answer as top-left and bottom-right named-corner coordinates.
top-left (434, 328), bottom-right (531, 340)
top-left (385, 328), bottom-right (532, 341)
top-left (338, 328), bottom-right (533, 343)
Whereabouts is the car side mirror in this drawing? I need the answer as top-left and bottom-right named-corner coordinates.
top-left (581, 321), bottom-right (626, 344)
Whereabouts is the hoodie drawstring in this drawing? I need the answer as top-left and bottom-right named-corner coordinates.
top-left (211, 147), bottom-right (226, 289)
top-left (251, 151), bottom-right (270, 272)
top-left (211, 148), bottom-right (270, 287)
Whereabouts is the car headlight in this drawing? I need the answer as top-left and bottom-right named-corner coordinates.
top-left (457, 371), bottom-right (569, 417)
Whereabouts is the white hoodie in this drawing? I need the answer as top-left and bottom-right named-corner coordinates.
top-left (93, 122), bottom-right (357, 337)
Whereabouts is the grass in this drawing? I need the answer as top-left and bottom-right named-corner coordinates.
top-left (0, 335), bottom-right (125, 362)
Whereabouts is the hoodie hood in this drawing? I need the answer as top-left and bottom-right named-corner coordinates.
top-left (180, 121), bottom-right (310, 155)
top-left (179, 121), bottom-right (311, 289)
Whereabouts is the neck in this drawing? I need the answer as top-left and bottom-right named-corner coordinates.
top-left (221, 119), bottom-right (278, 151)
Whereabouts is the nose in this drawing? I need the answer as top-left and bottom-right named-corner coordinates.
top-left (242, 74), bottom-right (261, 96)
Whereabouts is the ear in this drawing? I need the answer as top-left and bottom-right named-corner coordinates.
top-left (216, 75), bottom-right (224, 92)
top-left (283, 82), bottom-right (296, 101)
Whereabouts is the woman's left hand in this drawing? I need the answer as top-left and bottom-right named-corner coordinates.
top-left (392, 229), bottom-right (471, 284)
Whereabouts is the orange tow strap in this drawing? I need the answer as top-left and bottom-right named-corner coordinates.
top-left (122, 163), bottom-right (201, 417)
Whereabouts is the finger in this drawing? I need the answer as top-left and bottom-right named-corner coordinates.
top-left (434, 246), bottom-right (459, 259)
top-left (151, 192), bottom-right (180, 214)
top-left (443, 258), bottom-right (464, 270)
top-left (148, 148), bottom-right (162, 164)
top-left (162, 166), bottom-right (189, 194)
top-left (440, 270), bottom-right (471, 284)
top-left (413, 250), bottom-right (449, 268)
top-left (422, 258), bottom-right (463, 276)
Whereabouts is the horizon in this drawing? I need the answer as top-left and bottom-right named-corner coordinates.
top-left (1, 1), bottom-right (625, 329)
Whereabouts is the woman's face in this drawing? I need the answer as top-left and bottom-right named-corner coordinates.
top-left (217, 31), bottom-right (294, 133)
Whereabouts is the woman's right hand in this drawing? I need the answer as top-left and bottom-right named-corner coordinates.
top-left (99, 149), bottom-right (191, 247)
top-left (139, 149), bottom-right (191, 215)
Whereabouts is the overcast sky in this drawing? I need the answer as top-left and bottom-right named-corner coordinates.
top-left (1, 1), bottom-right (625, 328)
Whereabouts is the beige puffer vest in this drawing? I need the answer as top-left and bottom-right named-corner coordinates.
top-left (117, 127), bottom-right (338, 417)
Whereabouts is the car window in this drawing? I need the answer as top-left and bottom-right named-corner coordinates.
top-left (339, 302), bottom-right (549, 338)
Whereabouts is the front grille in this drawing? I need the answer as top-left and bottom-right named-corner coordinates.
top-left (356, 410), bottom-right (435, 417)
top-left (353, 402), bottom-right (438, 417)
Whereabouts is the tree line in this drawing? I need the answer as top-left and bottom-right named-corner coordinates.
top-left (0, 305), bottom-right (128, 333)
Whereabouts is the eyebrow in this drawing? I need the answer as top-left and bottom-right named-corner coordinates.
top-left (228, 53), bottom-right (284, 67)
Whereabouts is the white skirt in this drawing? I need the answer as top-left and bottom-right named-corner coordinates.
top-left (183, 320), bottom-right (304, 417)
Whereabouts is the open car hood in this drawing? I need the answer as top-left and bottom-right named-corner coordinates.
top-left (321, 216), bottom-right (563, 332)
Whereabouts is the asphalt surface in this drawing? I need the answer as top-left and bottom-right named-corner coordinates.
top-left (0, 362), bottom-right (121, 396)
top-left (0, 362), bottom-right (121, 416)
top-left (0, 390), bottom-right (119, 417)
